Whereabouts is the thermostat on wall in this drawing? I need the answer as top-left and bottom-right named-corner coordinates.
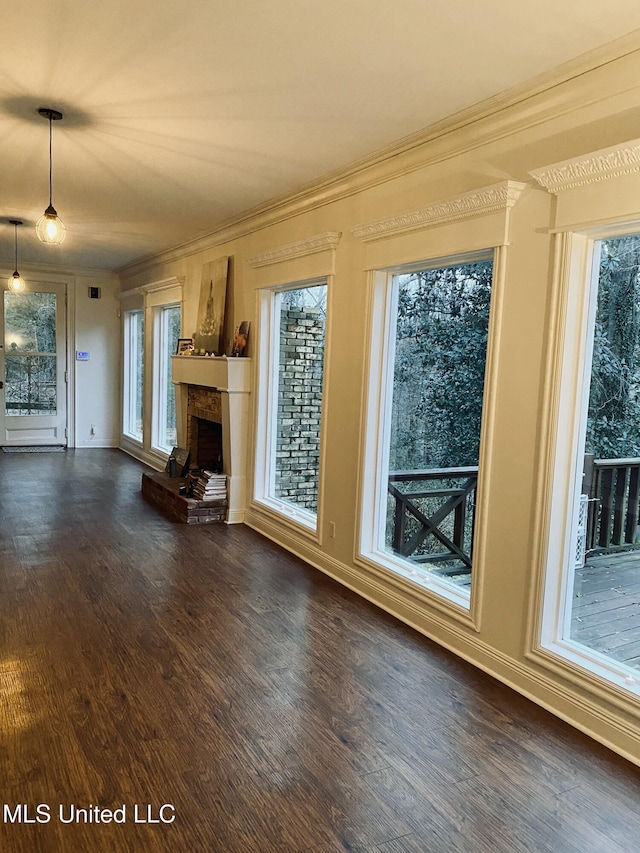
top-left (88, 287), bottom-right (101, 299)
top-left (76, 351), bottom-right (90, 361)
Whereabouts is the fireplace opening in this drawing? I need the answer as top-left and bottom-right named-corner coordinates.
top-left (191, 417), bottom-right (223, 472)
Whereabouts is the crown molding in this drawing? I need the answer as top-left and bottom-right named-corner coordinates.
top-left (118, 31), bottom-right (640, 280)
top-left (246, 232), bottom-right (342, 268)
top-left (530, 138), bottom-right (640, 194)
top-left (352, 181), bottom-right (527, 242)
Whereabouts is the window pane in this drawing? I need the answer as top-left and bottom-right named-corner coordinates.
top-left (384, 258), bottom-right (493, 590)
top-left (161, 305), bottom-right (181, 450)
top-left (124, 310), bottom-right (144, 440)
top-left (273, 284), bottom-right (327, 513)
top-left (568, 234), bottom-right (640, 671)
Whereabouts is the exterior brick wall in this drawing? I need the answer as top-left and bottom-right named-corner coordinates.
top-left (275, 307), bottom-right (324, 510)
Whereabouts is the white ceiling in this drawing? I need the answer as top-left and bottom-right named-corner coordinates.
top-left (3, 0), bottom-right (640, 272)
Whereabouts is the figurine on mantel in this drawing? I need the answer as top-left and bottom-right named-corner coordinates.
top-left (231, 320), bottom-right (250, 357)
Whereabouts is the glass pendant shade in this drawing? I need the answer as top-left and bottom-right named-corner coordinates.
top-left (8, 272), bottom-right (25, 293)
top-left (36, 205), bottom-right (66, 245)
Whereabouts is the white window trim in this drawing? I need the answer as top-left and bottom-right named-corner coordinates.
top-left (253, 277), bottom-right (329, 538)
top-left (532, 227), bottom-right (640, 701)
top-left (526, 139), bottom-right (640, 706)
top-left (122, 309), bottom-right (143, 444)
top-left (357, 250), bottom-right (502, 621)
top-left (150, 302), bottom-right (180, 456)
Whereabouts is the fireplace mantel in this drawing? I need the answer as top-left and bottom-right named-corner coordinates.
top-left (172, 355), bottom-right (252, 523)
top-left (171, 355), bottom-right (251, 393)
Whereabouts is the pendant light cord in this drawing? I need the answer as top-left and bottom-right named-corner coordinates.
top-left (48, 115), bottom-right (53, 207)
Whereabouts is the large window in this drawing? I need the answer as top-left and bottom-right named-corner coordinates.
top-left (544, 231), bottom-right (640, 686)
top-left (256, 280), bottom-right (327, 530)
top-left (360, 254), bottom-right (494, 607)
top-left (152, 304), bottom-right (181, 454)
top-left (123, 309), bottom-right (144, 442)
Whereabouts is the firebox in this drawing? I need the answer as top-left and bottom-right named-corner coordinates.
top-left (185, 384), bottom-right (224, 472)
top-left (191, 416), bottom-right (223, 471)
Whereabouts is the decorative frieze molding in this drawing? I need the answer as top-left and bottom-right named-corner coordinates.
top-left (117, 276), bottom-right (185, 300)
top-left (246, 232), bottom-right (341, 268)
top-left (530, 139), bottom-right (640, 194)
top-left (351, 181), bottom-right (526, 242)
top-left (116, 287), bottom-right (143, 300)
top-left (139, 275), bottom-right (185, 294)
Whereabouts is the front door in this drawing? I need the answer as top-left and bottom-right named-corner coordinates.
top-left (0, 282), bottom-right (67, 446)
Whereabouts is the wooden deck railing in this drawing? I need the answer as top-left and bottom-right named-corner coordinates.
top-left (389, 456), bottom-right (640, 569)
top-left (388, 467), bottom-right (478, 568)
top-left (584, 455), bottom-right (640, 554)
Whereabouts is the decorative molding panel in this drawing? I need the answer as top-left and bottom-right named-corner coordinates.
top-left (530, 139), bottom-right (640, 194)
top-left (246, 232), bottom-right (341, 268)
top-left (139, 275), bottom-right (185, 293)
top-left (351, 181), bottom-right (526, 242)
top-left (116, 288), bottom-right (142, 300)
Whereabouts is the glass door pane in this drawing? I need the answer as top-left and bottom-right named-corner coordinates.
top-left (4, 292), bottom-right (57, 417)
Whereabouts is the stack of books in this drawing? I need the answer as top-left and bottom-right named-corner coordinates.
top-left (192, 470), bottom-right (227, 502)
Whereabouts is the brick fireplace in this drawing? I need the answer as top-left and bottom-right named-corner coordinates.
top-left (171, 355), bottom-right (252, 523)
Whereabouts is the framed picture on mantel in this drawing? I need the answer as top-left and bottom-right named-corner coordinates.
top-left (193, 256), bottom-right (229, 355)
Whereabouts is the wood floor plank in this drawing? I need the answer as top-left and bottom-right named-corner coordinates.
top-left (1, 449), bottom-right (640, 852)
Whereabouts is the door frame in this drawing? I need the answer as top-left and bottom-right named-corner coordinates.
top-left (1, 271), bottom-right (75, 448)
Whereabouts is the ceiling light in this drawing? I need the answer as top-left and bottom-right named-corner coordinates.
top-left (36, 108), bottom-right (66, 245)
top-left (7, 220), bottom-right (25, 293)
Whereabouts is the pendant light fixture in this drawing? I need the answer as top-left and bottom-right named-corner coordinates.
top-left (36, 107), bottom-right (66, 245)
top-left (7, 220), bottom-right (25, 293)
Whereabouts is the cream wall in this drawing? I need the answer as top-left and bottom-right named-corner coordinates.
top-left (119, 45), bottom-right (640, 763)
top-left (73, 273), bottom-right (121, 448)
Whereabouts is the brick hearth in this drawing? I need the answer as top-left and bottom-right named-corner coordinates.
top-left (142, 472), bottom-right (227, 524)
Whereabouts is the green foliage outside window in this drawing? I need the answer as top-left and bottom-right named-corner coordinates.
top-left (164, 306), bottom-right (181, 445)
top-left (586, 234), bottom-right (640, 459)
top-left (4, 292), bottom-right (57, 415)
top-left (390, 259), bottom-right (492, 472)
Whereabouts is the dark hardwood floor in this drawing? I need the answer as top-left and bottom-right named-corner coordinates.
top-left (1, 449), bottom-right (640, 852)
